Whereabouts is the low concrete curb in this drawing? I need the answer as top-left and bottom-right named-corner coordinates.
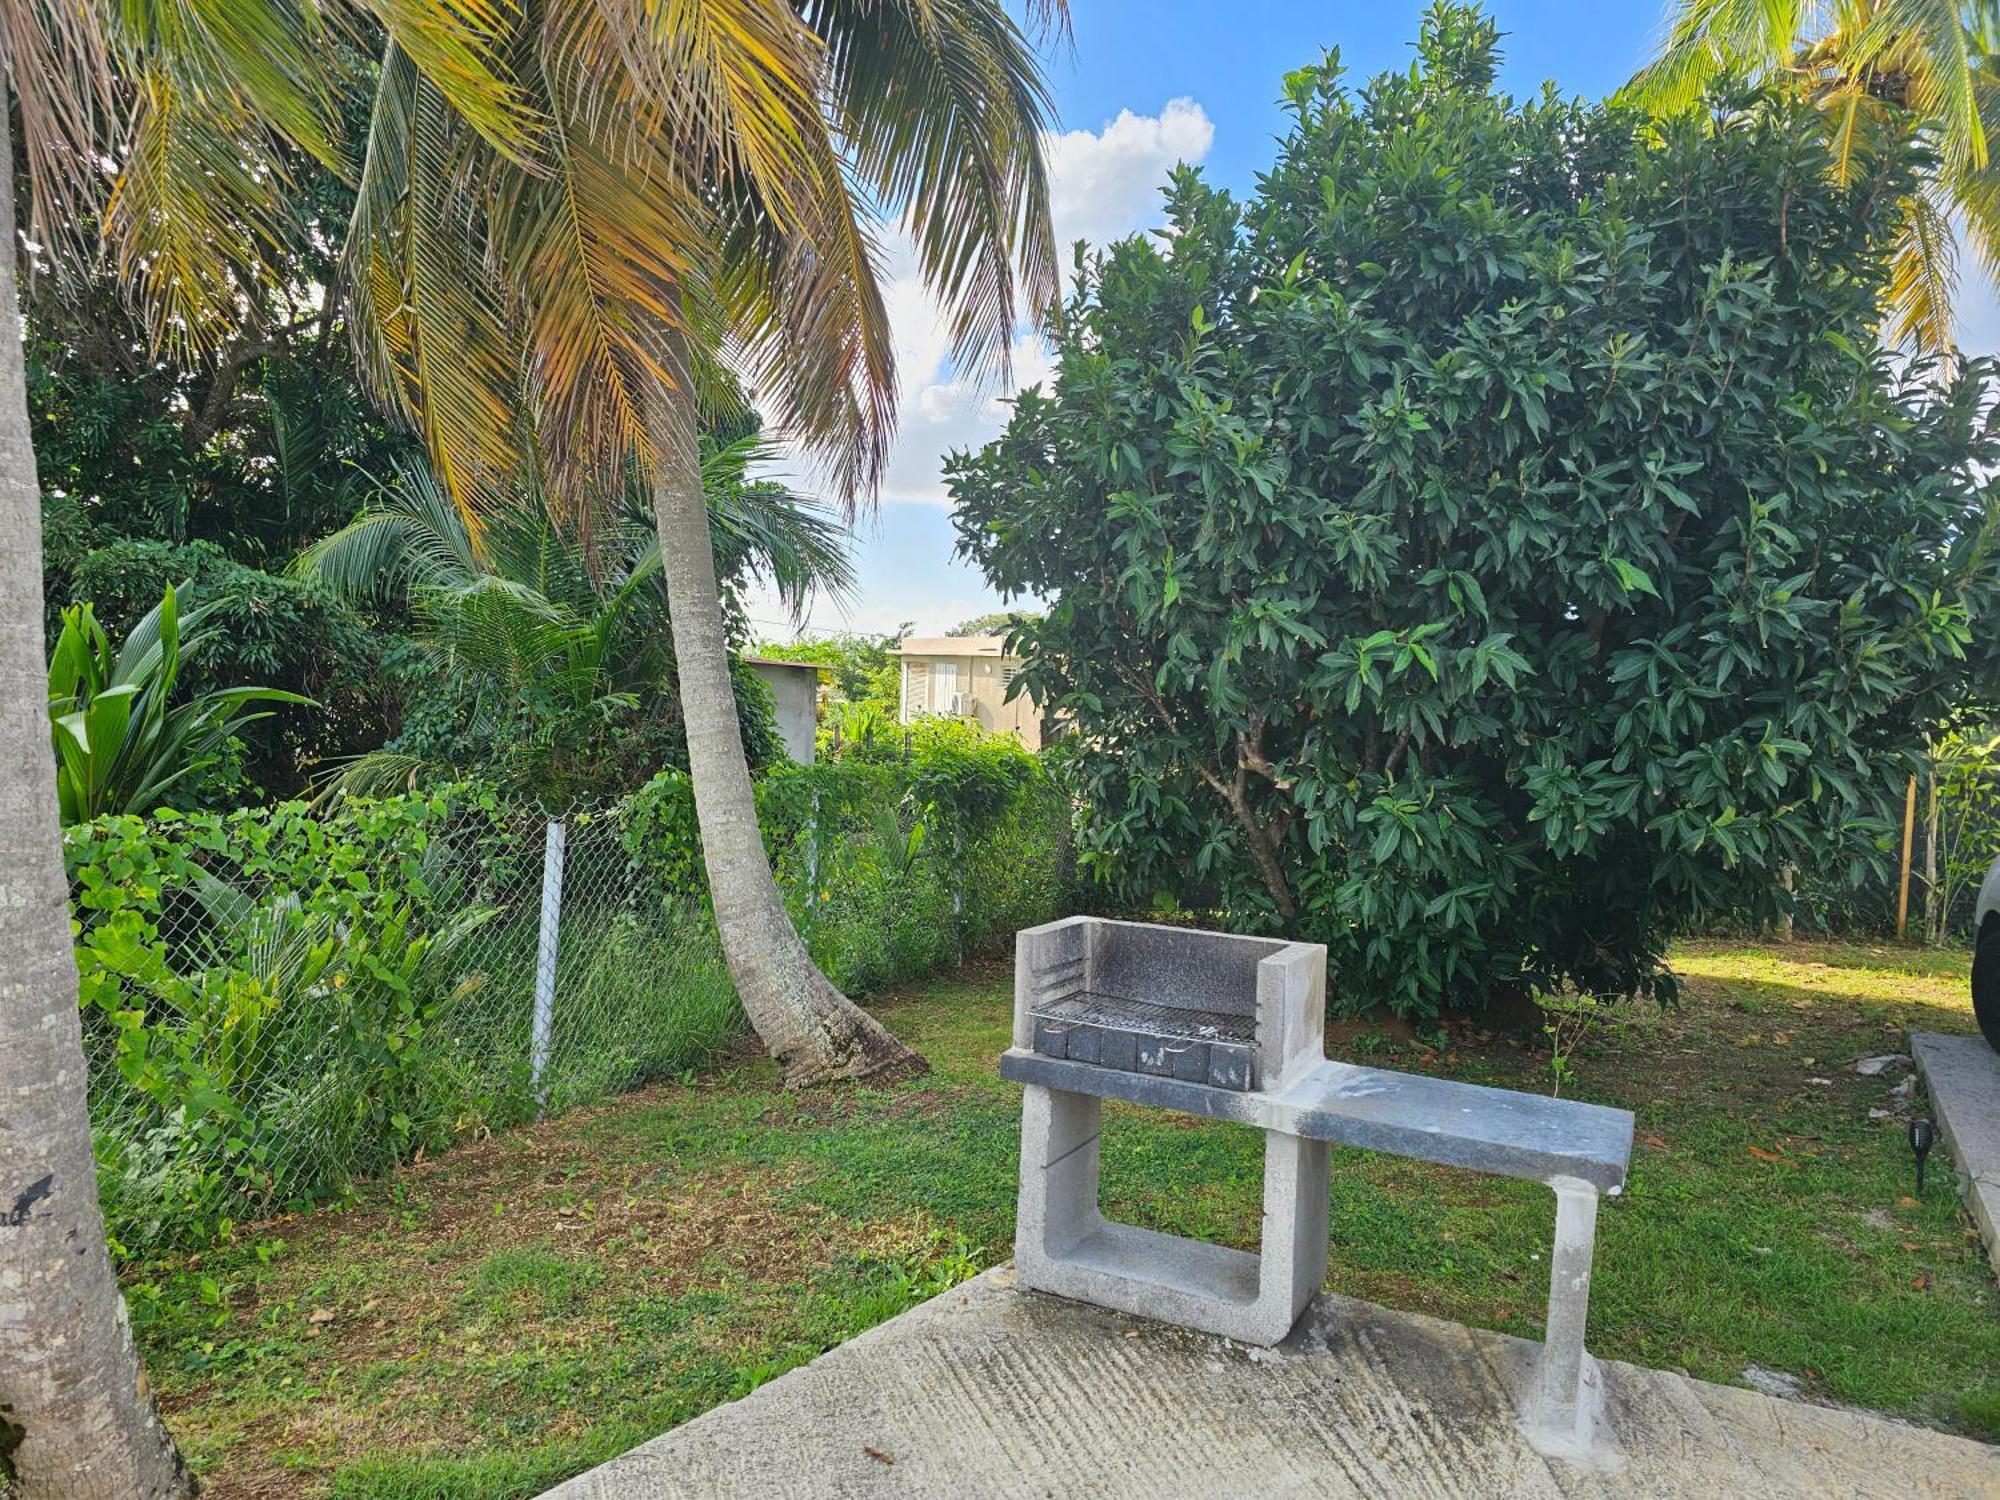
top-left (1910, 1029), bottom-right (2000, 1280)
top-left (538, 1267), bottom-right (1999, 1499)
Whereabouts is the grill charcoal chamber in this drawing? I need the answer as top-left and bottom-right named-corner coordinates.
top-left (1015, 918), bottom-right (1324, 1094)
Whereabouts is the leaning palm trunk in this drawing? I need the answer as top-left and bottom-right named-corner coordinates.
top-left (647, 374), bottom-right (924, 1087)
top-left (0, 109), bottom-right (194, 1499)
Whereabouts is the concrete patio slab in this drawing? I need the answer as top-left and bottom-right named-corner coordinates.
top-left (538, 1267), bottom-right (1999, 1500)
top-left (1911, 1029), bottom-right (2000, 1279)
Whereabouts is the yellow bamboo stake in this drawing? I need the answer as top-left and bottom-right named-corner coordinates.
top-left (1897, 773), bottom-right (1917, 940)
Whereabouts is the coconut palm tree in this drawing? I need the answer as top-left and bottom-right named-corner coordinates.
top-left (340, 0), bottom-right (1066, 1084)
top-left (0, 5), bottom-right (523, 1493)
top-left (1628, 0), bottom-right (2000, 352)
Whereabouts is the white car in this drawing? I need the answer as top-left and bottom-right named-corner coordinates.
top-left (1970, 856), bottom-right (2000, 1050)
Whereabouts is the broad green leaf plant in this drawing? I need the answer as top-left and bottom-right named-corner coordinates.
top-left (47, 585), bottom-right (311, 824)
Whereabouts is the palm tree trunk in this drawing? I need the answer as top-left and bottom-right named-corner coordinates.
top-left (646, 366), bottom-right (924, 1088)
top-left (0, 108), bottom-right (194, 1498)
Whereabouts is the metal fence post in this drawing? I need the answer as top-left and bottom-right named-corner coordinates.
top-left (806, 787), bottom-right (821, 896)
top-left (531, 819), bottom-right (567, 1114)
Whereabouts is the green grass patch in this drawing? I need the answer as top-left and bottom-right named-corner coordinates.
top-left (130, 940), bottom-right (1999, 1497)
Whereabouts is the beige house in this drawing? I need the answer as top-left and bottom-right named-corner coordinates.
top-left (895, 635), bottom-right (1046, 750)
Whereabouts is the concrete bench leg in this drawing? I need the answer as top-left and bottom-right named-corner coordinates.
top-left (1522, 1176), bottom-right (1608, 1457)
top-left (1261, 1130), bottom-right (1329, 1329)
top-left (1016, 1082), bottom-right (1105, 1265)
top-left (1013, 1083), bottom-right (1328, 1345)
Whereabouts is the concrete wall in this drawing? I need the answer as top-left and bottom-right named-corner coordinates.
top-left (745, 659), bottom-right (818, 764)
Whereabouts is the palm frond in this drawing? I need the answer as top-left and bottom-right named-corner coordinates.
top-left (1624, 0), bottom-right (1804, 113)
top-left (814, 0), bottom-right (1060, 382)
top-left (1851, 0), bottom-right (1986, 174)
top-left (356, 0), bottom-right (540, 159)
top-left (1885, 183), bottom-right (1959, 352)
top-left (1, 0), bottom-right (114, 268)
top-left (692, 434), bottom-right (857, 617)
top-left (295, 456), bottom-right (485, 599)
top-left (345, 48), bottom-right (524, 518)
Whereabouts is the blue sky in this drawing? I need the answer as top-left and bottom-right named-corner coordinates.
top-left (743, 3), bottom-right (2000, 641)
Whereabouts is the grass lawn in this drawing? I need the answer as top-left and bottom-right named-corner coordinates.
top-left (127, 938), bottom-right (2000, 1499)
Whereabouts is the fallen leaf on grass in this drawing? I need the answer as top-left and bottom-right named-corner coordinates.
top-left (1747, 1145), bottom-right (1787, 1163)
top-left (1912, 1275), bottom-right (1930, 1292)
top-left (1641, 1134), bottom-right (1669, 1151)
top-left (307, 1308), bottom-right (334, 1325)
top-left (1897, 1196), bottom-right (1920, 1209)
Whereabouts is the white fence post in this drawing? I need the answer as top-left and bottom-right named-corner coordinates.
top-left (806, 788), bottom-right (821, 895)
top-left (531, 819), bottom-right (567, 1114)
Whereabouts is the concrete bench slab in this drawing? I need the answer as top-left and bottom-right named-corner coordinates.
top-left (1002, 1050), bottom-right (1634, 1192)
top-left (1910, 1030), bottom-right (2000, 1278)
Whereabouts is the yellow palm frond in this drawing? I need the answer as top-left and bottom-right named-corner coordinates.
top-left (1884, 184), bottom-right (1958, 352)
top-left (104, 67), bottom-right (297, 355)
top-left (1850, 0), bottom-right (1986, 172)
top-left (1624, 0), bottom-right (1809, 114)
top-left (346, 48), bottom-right (523, 518)
top-left (358, 0), bottom-right (540, 160)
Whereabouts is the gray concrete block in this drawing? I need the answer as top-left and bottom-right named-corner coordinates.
top-left (1000, 1050), bottom-right (1634, 1192)
top-left (1207, 1042), bottom-right (1256, 1092)
top-left (1169, 1041), bottom-right (1210, 1083)
top-left (1099, 1027), bottom-right (1137, 1073)
top-left (1064, 1023), bottom-right (1102, 1066)
top-left (1032, 1017), bottom-right (1069, 1059)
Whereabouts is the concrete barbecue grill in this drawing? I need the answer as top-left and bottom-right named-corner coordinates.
top-left (1001, 915), bottom-right (1636, 1460)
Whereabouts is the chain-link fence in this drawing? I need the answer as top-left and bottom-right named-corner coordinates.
top-left (67, 795), bottom-right (740, 1253)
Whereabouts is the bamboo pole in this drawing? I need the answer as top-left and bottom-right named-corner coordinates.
top-left (1897, 773), bottom-right (1917, 940)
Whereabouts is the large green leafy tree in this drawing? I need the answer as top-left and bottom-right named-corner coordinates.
top-left (950, 4), bottom-right (2000, 1020)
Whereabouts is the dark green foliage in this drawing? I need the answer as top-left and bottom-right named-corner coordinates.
top-left (300, 441), bottom-right (835, 803)
top-left (64, 539), bottom-right (390, 795)
top-left (23, 61), bottom-right (415, 571)
top-left (622, 721), bottom-right (1072, 993)
top-left (949, 5), bottom-right (2000, 1017)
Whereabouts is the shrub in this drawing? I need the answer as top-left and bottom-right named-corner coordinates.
top-left (67, 789), bottom-right (740, 1250)
top-left (947, 6), bottom-right (2000, 1018)
top-left (622, 722), bottom-right (1072, 993)
top-left (48, 586), bottom-right (312, 822)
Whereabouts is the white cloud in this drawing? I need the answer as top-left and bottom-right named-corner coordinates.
top-left (1045, 98), bottom-right (1215, 256)
top-left (867, 97), bottom-right (1215, 508)
top-left (744, 98), bottom-right (1214, 636)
